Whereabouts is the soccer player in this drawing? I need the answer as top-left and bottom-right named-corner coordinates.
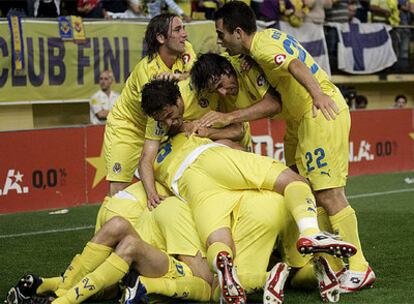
top-left (141, 79), bottom-right (357, 303)
top-left (199, 1), bottom-right (375, 291)
top-left (6, 182), bottom-right (213, 304)
top-left (138, 77), bottom-right (249, 210)
top-left (104, 13), bottom-right (196, 196)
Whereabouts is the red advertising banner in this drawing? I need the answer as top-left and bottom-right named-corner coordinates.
top-left (0, 127), bottom-right (87, 213)
top-left (0, 109), bottom-right (413, 214)
top-left (85, 125), bottom-right (110, 203)
top-left (250, 109), bottom-right (414, 175)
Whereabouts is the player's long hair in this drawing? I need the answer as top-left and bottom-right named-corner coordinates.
top-left (215, 1), bottom-right (257, 34)
top-left (144, 13), bottom-right (179, 61)
top-left (190, 53), bottom-right (236, 94)
top-left (141, 79), bottom-right (181, 117)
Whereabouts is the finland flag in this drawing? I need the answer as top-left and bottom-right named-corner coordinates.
top-left (333, 22), bottom-right (397, 74)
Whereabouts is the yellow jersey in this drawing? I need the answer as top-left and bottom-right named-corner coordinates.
top-left (145, 78), bottom-right (220, 140)
top-left (153, 133), bottom-right (213, 188)
top-left (221, 53), bottom-right (270, 112)
top-left (250, 29), bottom-right (347, 120)
top-left (109, 41), bottom-right (196, 130)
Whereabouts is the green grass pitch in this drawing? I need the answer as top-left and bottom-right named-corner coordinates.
top-left (1, 171), bottom-right (414, 303)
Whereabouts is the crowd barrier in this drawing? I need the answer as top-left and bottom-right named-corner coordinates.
top-left (1, 108), bottom-right (413, 214)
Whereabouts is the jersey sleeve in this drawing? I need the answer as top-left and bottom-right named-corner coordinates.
top-left (145, 117), bottom-right (168, 141)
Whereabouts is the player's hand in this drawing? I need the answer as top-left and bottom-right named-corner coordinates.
top-left (182, 121), bottom-right (201, 137)
top-left (156, 72), bottom-right (178, 81)
top-left (312, 93), bottom-right (339, 120)
top-left (194, 126), bottom-right (210, 138)
top-left (240, 55), bottom-right (256, 72)
top-left (147, 192), bottom-right (166, 210)
top-left (199, 111), bottom-right (231, 128)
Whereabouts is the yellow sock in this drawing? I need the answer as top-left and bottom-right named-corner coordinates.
top-left (53, 253), bottom-right (129, 304)
top-left (330, 206), bottom-right (369, 272)
top-left (206, 242), bottom-right (233, 273)
top-left (290, 262), bottom-right (317, 289)
top-left (141, 276), bottom-right (211, 301)
top-left (284, 181), bottom-right (320, 236)
top-left (80, 242), bottom-right (113, 273)
top-left (56, 242), bottom-right (112, 294)
top-left (36, 277), bottom-right (61, 294)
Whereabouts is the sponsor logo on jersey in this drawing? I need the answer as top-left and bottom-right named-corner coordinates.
top-left (274, 54), bottom-right (286, 65)
top-left (113, 162), bottom-right (122, 174)
top-left (199, 98), bottom-right (209, 108)
top-left (182, 53), bottom-right (191, 64)
top-left (256, 74), bottom-right (265, 86)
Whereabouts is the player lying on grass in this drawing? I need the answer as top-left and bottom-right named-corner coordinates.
top-left (140, 79), bottom-right (357, 303)
top-left (6, 180), bottom-right (347, 304)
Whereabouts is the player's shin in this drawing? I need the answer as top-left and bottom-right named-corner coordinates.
top-left (55, 242), bottom-right (113, 296)
top-left (329, 206), bottom-right (369, 272)
top-left (53, 253), bottom-right (128, 304)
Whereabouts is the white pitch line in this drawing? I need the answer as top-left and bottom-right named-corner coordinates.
top-left (0, 225), bottom-right (94, 239)
top-left (0, 188), bottom-right (413, 239)
top-left (347, 188), bottom-right (414, 199)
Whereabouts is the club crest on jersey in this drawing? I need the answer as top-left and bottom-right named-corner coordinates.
top-left (182, 53), bottom-right (191, 64)
top-left (256, 74), bottom-right (265, 86)
top-left (199, 98), bottom-right (209, 108)
top-left (274, 54), bottom-right (286, 65)
top-left (113, 162), bottom-right (122, 174)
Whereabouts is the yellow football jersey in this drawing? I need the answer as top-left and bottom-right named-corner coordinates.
top-left (145, 78), bottom-right (220, 140)
top-left (222, 53), bottom-right (269, 111)
top-left (153, 133), bottom-right (213, 188)
top-left (109, 41), bottom-right (196, 129)
top-left (250, 29), bottom-right (347, 120)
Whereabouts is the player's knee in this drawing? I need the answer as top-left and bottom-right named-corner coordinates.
top-left (116, 234), bottom-right (141, 263)
top-left (102, 216), bottom-right (132, 240)
top-left (315, 188), bottom-right (348, 214)
top-left (274, 168), bottom-right (309, 194)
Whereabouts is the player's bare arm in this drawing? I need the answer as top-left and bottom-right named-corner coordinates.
top-left (138, 139), bottom-right (167, 210)
top-left (156, 71), bottom-right (189, 82)
top-left (199, 90), bottom-right (281, 127)
top-left (288, 58), bottom-right (339, 120)
top-left (195, 122), bottom-right (245, 143)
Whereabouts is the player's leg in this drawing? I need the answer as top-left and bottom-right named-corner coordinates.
top-left (103, 117), bottom-right (144, 196)
top-left (53, 218), bottom-right (169, 304)
top-left (295, 107), bottom-right (374, 291)
top-left (228, 190), bottom-right (290, 304)
top-left (130, 196), bottom-right (212, 301)
top-left (177, 171), bottom-right (245, 304)
top-left (277, 199), bottom-right (343, 303)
